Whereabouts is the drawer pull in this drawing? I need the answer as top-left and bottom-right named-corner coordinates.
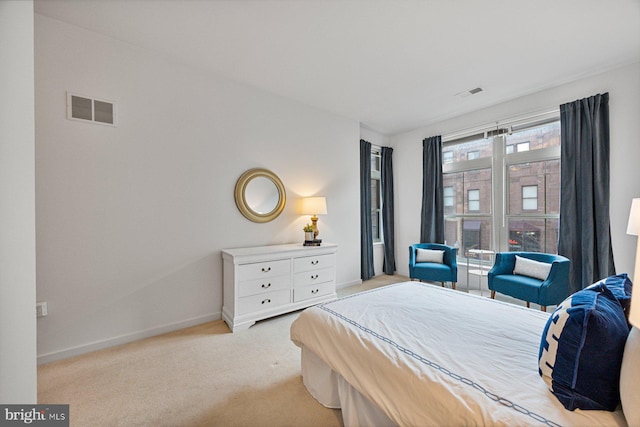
top-left (311, 260), bottom-right (319, 265)
top-left (261, 283), bottom-right (271, 289)
top-left (310, 274), bottom-right (319, 280)
top-left (311, 289), bottom-right (319, 294)
top-left (262, 298), bottom-right (271, 304)
top-left (261, 267), bottom-right (271, 273)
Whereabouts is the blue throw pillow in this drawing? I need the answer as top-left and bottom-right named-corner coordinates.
top-left (538, 285), bottom-right (629, 411)
top-left (587, 273), bottom-right (633, 322)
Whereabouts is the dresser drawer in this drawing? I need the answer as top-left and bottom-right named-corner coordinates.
top-left (238, 275), bottom-right (291, 298)
top-left (293, 253), bottom-right (335, 273)
top-left (237, 259), bottom-right (290, 281)
top-left (237, 289), bottom-right (291, 316)
top-left (294, 267), bottom-right (334, 288)
top-left (293, 281), bottom-right (335, 303)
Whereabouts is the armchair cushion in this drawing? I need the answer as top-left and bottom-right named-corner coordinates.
top-left (538, 285), bottom-right (629, 411)
top-left (415, 248), bottom-right (444, 264)
top-left (514, 255), bottom-right (552, 281)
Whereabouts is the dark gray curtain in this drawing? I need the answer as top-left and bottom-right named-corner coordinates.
top-left (381, 147), bottom-right (396, 274)
top-left (420, 136), bottom-right (444, 243)
top-left (360, 139), bottom-right (374, 280)
top-left (558, 92), bottom-right (615, 293)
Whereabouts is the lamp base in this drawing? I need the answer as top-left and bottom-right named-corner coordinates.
top-left (310, 215), bottom-right (319, 239)
top-left (634, 236), bottom-right (640, 285)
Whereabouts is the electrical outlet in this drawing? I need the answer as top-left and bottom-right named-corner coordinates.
top-left (36, 301), bottom-right (48, 318)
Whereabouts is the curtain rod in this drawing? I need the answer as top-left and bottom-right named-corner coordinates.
top-left (442, 107), bottom-right (560, 142)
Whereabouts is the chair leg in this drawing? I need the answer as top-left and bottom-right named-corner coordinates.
top-left (526, 302), bottom-right (530, 308)
top-left (490, 290), bottom-right (495, 299)
top-left (541, 306), bottom-right (547, 312)
top-left (452, 282), bottom-right (456, 290)
top-left (441, 282), bottom-right (444, 287)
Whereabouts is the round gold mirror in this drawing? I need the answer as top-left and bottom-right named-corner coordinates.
top-left (234, 168), bottom-right (286, 223)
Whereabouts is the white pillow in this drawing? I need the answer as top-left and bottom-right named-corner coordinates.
top-left (513, 255), bottom-right (552, 281)
top-left (621, 327), bottom-right (640, 426)
top-left (415, 248), bottom-right (444, 264)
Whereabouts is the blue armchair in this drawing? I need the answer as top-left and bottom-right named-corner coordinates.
top-left (409, 243), bottom-right (458, 289)
top-left (488, 252), bottom-right (570, 311)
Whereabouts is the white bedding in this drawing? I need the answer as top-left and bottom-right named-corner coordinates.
top-left (290, 281), bottom-right (627, 426)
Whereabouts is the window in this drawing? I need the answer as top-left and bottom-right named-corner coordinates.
top-left (467, 150), bottom-right (480, 160)
top-left (442, 118), bottom-right (560, 258)
top-left (517, 142), bottom-right (530, 152)
top-left (371, 148), bottom-right (382, 242)
top-left (468, 189), bottom-right (480, 212)
top-left (522, 185), bottom-right (538, 210)
top-left (443, 151), bottom-right (454, 164)
top-left (446, 138), bottom-right (493, 164)
top-left (444, 186), bottom-right (454, 208)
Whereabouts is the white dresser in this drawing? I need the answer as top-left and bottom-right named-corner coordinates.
top-left (221, 243), bottom-right (338, 332)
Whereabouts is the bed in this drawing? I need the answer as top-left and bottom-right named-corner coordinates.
top-left (290, 281), bottom-right (630, 426)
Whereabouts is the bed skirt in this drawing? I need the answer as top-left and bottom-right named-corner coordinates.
top-left (301, 345), bottom-right (396, 427)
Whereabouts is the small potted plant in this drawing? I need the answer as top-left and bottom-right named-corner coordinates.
top-left (303, 224), bottom-right (315, 241)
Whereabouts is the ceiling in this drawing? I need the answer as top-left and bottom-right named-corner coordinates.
top-left (34, 0), bottom-right (640, 135)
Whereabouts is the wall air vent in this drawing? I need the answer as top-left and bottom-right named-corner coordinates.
top-left (66, 92), bottom-right (117, 126)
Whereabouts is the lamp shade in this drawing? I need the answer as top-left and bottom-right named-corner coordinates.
top-left (301, 197), bottom-right (328, 215)
top-left (628, 198), bottom-right (640, 236)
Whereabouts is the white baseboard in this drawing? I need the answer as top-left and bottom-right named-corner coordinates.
top-left (38, 280), bottom-right (363, 364)
top-left (37, 311), bottom-right (221, 365)
top-left (336, 279), bottom-right (362, 289)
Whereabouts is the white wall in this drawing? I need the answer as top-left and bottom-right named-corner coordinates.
top-left (35, 15), bottom-right (361, 363)
top-left (391, 62), bottom-right (640, 285)
top-left (0, 0), bottom-right (38, 402)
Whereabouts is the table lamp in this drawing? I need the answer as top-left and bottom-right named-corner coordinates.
top-left (301, 196), bottom-right (327, 239)
top-left (621, 198), bottom-right (639, 426)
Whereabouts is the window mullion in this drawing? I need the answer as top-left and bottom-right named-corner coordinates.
top-left (493, 135), bottom-right (507, 253)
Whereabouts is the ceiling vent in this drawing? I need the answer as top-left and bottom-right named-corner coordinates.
top-left (456, 87), bottom-right (484, 98)
top-left (66, 92), bottom-right (117, 126)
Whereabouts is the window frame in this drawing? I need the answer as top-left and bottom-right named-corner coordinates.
top-left (371, 147), bottom-right (383, 243)
top-left (442, 115), bottom-right (560, 260)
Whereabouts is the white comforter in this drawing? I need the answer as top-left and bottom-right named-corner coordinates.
top-left (290, 281), bottom-right (627, 426)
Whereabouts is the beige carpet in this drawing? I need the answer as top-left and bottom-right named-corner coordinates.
top-left (37, 274), bottom-right (408, 427)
